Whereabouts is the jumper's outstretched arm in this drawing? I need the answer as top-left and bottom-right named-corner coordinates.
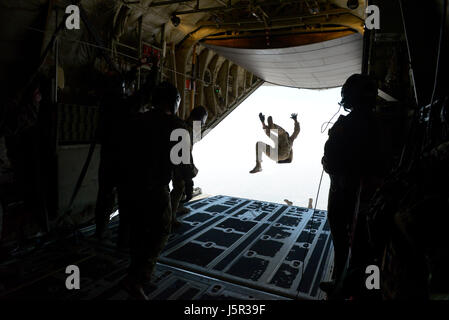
top-left (290, 113), bottom-right (300, 142)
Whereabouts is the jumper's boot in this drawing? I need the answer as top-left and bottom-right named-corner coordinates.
top-left (249, 161), bottom-right (262, 174)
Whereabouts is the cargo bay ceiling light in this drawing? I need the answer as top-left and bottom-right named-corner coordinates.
top-left (171, 14), bottom-right (181, 27)
top-left (347, 0), bottom-right (359, 10)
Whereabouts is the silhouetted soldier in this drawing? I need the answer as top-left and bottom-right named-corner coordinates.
top-left (2, 78), bottom-right (49, 238)
top-left (170, 106), bottom-right (208, 229)
top-left (94, 75), bottom-right (132, 244)
top-left (95, 63), bottom-right (158, 248)
top-left (320, 74), bottom-right (381, 297)
top-left (250, 113), bottom-right (300, 173)
top-left (117, 81), bottom-right (193, 299)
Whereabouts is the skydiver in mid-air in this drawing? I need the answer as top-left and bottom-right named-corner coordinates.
top-left (250, 113), bottom-right (300, 173)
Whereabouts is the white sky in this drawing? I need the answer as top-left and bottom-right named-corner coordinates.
top-left (192, 84), bottom-right (347, 210)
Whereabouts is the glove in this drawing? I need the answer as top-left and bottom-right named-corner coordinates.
top-left (291, 113), bottom-right (298, 121)
top-left (182, 180), bottom-right (194, 203)
top-left (259, 112), bottom-right (265, 123)
top-left (192, 165), bottom-right (199, 178)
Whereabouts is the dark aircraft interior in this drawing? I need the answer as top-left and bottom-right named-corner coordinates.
top-left (0, 0), bottom-right (448, 305)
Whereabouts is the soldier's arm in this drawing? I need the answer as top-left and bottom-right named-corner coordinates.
top-left (322, 115), bottom-right (353, 174)
top-left (182, 179), bottom-right (194, 203)
top-left (290, 120), bottom-right (300, 142)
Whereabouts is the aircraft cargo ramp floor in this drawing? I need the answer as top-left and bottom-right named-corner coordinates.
top-left (0, 195), bottom-right (333, 300)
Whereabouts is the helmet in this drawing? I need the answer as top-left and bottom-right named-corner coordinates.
top-left (188, 106), bottom-right (208, 125)
top-left (340, 74), bottom-right (378, 111)
top-left (152, 81), bottom-right (181, 114)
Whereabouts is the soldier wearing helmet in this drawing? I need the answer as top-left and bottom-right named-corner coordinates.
top-left (320, 74), bottom-right (382, 298)
top-left (117, 81), bottom-right (192, 299)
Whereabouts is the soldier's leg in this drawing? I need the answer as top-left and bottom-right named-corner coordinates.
top-left (250, 142), bottom-right (278, 173)
top-left (116, 186), bottom-right (130, 250)
top-left (128, 186), bottom-right (172, 286)
top-left (327, 178), bottom-right (353, 283)
top-left (268, 124), bottom-right (288, 158)
top-left (170, 174), bottom-right (185, 218)
top-left (170, 175), bottom-right (185, 230)
top-left (95, 159), bottom-right (116, 239)
top-left (265, 118), bottom-right (290, 161)
top-left (319, 181), bottom-right (349, 297)
top-left (250, 142), bottom-right (266, 173)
